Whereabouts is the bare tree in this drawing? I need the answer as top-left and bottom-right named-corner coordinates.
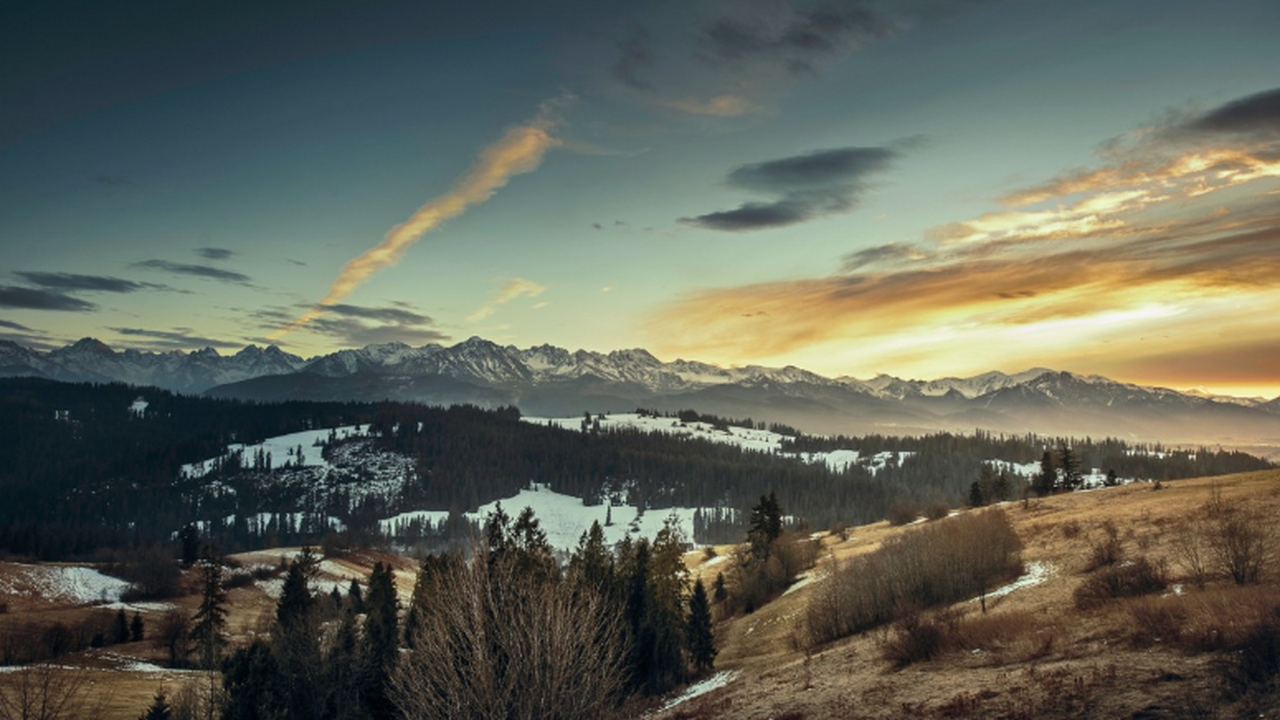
top-left (391, 555), bottom-right (626, 720)
top-left (0, 665), bottom-right (107, 720)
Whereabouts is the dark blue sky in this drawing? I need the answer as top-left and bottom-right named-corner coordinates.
top-left (2, 0), bottom-right (1279, 396)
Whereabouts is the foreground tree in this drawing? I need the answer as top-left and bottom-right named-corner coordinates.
top-left (392, 507), bottom-right (626, 720)
top-left (189, 558), bottom-right (227, 670)
top-left (686, 578), bottom-right (716, 675)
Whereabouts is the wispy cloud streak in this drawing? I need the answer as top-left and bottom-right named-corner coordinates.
top-left (274, 96), bottom-right (570, 338)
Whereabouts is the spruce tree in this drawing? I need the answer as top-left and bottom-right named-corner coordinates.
top-left (686, 578), bottom-right (716, 675)
top-left (189, 558), bottom-right (227, 670)
top-left (113, 608), bottom-right (130, 644)
top-left (1034, 450), bottom-right (1057, 496)
top-left (361, 561), bottom-right (399, 719)
top-left (130, 611), bottom-right (144, 642)
top-left (138, 688), bottom-right (171, 720)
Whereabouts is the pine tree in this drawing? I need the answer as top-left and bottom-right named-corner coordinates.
top-left (686, 578), bottom-right (716, 675)
top-left (189, 558), bottom-right (227, 670)
top-left (712, 572), bottom-right (727, 604)
top-left (113, 608), bottom-right (131, 644)
top-left (361, 561), bottom-right (398, 719)
top-left (347, 578), bottom-right (364, 614)
top-left (138, 688), bottom-right (171, 720)
top-left (130, 611), bottom-right (144, 642)
top-left (1059, 444), bottom-right (1082, 491)
top-left (273, 550), bottom-right (323, 719)
top-left (568, 520), bottom-right (613, 593)
top-left (1034, 450), bottom-right (1057, 496)
top-left (747, 492), bottom-right (783, 562)
top-left (968, 480), bottom-right (986, 508)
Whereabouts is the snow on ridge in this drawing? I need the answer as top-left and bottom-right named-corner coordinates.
top-left (181, 424), bottom-right (369, 478)
top-left (0, 564), bottom-right (131, 605)
top-left (379, 483), bottom-right (709, 551)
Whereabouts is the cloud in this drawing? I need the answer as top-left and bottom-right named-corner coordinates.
top-left (320, 303), bottom-right (433, 325)
top-left (195, 247), bottom-right (235, 261)
top-left (840, 243), bottom-right (929, 272)
top-left (0, 286), bottom-right (96, 312)
top-left (649, 89), bottom-right (1280, 383)
top-left (657, 94), bottom-right (762, 117)
top-left (701, 2), bottom-right (895, 76)
top-left (14, 271), bottom-right (162, 293)
top-left (0, 319), bottom-right (36, 332)
top-left (468, 278), bottom-right (548, 322)
top-left (273, 95), bottom-right (570, 338)
top-left (681, 146), bottom-right (898, 230)
top-left (1184, 86), bottom-right (1280, 137)
top-left (132, 259), bottom-right (254, 285)
top-left (110, 327), bottom-right (244, 351)
top-left (612, 24), bottom-right (654, 91)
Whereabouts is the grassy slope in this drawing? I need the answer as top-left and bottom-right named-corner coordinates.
top-left (655, 470), bottom-right (1280, 720)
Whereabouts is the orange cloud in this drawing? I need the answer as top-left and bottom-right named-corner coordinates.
top-left (273, 96), bottom-right (570, 339)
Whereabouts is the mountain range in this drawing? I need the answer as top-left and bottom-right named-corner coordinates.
top-left (3, 337), bottom-right (1279, 448)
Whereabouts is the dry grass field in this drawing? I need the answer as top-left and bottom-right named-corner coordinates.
top-left (652, 470), bottom-right (1280, 719)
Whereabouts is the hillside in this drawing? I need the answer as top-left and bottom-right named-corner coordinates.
top-left (2, 471), bottom-right (1276, 719)
top-left (649, 470), bottom-right (1280, 719)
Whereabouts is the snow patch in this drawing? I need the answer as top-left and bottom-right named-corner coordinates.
top-left (658, 670), bottom-right (741, 712)
top-left (0, 564), bottom-right (131, 605)
top-left (984, 561), bottom-right (1052, 600)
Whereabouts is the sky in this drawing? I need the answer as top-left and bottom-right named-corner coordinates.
top-left (1, 0), bottom-right (1279, 398)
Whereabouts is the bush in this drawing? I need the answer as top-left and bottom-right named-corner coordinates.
top-left (886, 499), bottom-right (920, 526)
top-left (882, 607), bottom-right (948, 667)
top-left (924, 499), bottom-right (950, 522)
top-left (1085, 521), bottom-right (1122, 571)
top-left (807, 510), bottom-right (1022, 647)
top-left (1073, 557), bottom-right (1166, 609)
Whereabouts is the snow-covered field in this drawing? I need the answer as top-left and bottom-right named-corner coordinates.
top-left (381, 483), bottom-right (704, 550)
top-left (181, 424), bottom-right (370, 478)
top-left (0, 564), bottom-right (131, 605)
top-left (524, 413), bottom-right (914, 475)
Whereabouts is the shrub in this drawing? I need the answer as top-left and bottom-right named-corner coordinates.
top-left (886, 499), bottom-right (920, 526)
top-left (1073, 557), bottom-right (1166, 609)
top-left (924, 499), bottom-right (950, 522)
top-left (882, 607), bottom-right (947, 667)
top-left (807, 510), bottom-right (1022, 647)
top-left (1085, 521), bottom-right (1122, 571)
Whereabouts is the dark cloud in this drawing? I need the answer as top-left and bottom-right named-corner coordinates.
top-left (612, 24), bottom-right (654, 91)
top-left (684, 199), bottom-right (814, 231)
top-left (841, 243), bottom-right (926, 272)
top-left (321, 303), bottom-right (433, 325)
top-left (0, 319), bottom-right (36, 332)
top-left (14, 271), bottom-right (161, 293)
top-left (132, 259), bottom-right (253, 285)
top-left (727, 147), bottom-right (896, 192)
top-left (305, 316), bottom-right (450, 347)
top-left (1186, 86), bottom-right (1280, 136)
top-left (682, 146), bottom-right (898, 231)
top-left (0, 286), bottom-right (96, 311)
top-left (702, 2), bottom-right (894, 75)
top-left (110, 326), bottom-right (243, 350)
top-left (251, 302), bottom-right (446, 348)
top-left (195, 247), bottom-right (235, 261)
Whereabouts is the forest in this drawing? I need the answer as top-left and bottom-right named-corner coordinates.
top-left (0, 378), bottom-right (1271, 560)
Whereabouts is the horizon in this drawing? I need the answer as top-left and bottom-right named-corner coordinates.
top-left (7, 333), bottom-right (1276, 402)
top-left (2, 1), bottom-right (1278, 399)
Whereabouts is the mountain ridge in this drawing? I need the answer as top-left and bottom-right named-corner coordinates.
top-left (3, 337), bottom-right (1278, 446)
